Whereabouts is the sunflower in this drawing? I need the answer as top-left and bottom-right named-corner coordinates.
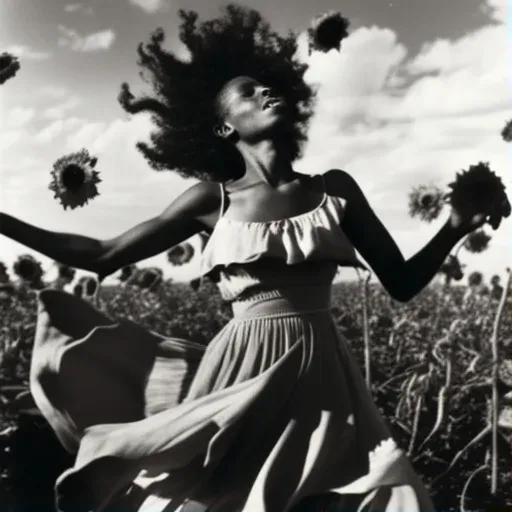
top-left (463, 229), bottom-right (491, 254)
top-left (167, 243), bottom-right (194, 266)
top-left (137, 267), bottom-right (163, 291)
top-left (119, 264), bottom-right (137, 283)
top-left (408, 184), bottom-right (445, 222)
top-left (79, 276), bottom-right (98, 297)
top-left (57, 264), bottom-right (76, 283)
top-left (439, 255), bottom-right (464, 282)
top-left (73, 283), bottom-right (83, 298)
top-left (0, 52), bottom-right (20, 85)
top-left (467, 271), bottom-right (483, 288)
top-left (491, 283), bottom-right (504, 301)
top-left (49, 149), bottom-right (101, 210)
top-left (446, 162), bottom-right (510, 222)
top-left (501, 119), bottom-right (512, 143)
top-left (190, 278), bottom-right (201, 291)
top-left (308, 11), bottom-right (350, 53)
top-left (490, 274), bottom-right (501, 287)
top-left (13, 255), bottom-right (44, 283)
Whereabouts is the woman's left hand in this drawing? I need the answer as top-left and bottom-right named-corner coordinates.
top-left (449, 195), bottom-right (511, 235)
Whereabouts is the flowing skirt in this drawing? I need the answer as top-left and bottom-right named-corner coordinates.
top-left (30, 289), bottom-right (435, 512)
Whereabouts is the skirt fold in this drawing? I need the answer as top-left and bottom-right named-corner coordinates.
top-left (29, 290), bottom-right (435, 512)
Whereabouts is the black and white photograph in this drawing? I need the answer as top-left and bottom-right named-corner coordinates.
top-left (0, 0), bottom-right (511, 511)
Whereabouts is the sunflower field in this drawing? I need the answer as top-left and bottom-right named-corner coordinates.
top-left (0, 272), bottom-right (511, 512)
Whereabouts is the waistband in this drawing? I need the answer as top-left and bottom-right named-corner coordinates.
top-left (231, 288), bottom-right (331, 320)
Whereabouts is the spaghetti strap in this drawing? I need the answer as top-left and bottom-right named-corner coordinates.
top-left (218, 182), bottom-right (226, 221)
top-left (318, 173), bottom-right (327, 199)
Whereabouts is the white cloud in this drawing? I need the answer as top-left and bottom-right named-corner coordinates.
top-left (58, 26), bottom-right (116, 52)
top-left (64, 3), bottom-right (82, 12)
top-left (5, 44), bottom-right (50, 60)
top-left (128, 0), bottom-right (170, 14)
top-left (483, 0), bottom-right (507, 22)
top-left (34, 117), bottom-right (84, 144)
top-left (297, 0), bottom-right (512, 278)
top-left (0, 130), bottom-right (24, 152)
top-left (64, 3), bottom-right (94, 14)
top-left (43, 96), bottom-right (81, 119)
top-left (39, 85), bottom-right (69, 99)
top-left (6, 106), bottom-right (36, 128)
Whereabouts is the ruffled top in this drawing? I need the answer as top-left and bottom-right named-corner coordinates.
top-left (199, 176), bottom-right (367, 301)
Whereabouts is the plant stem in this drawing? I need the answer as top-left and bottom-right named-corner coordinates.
top-left (361, 271), bottom-right (372, 389)
top-left (490, 268), bottom-right (510, 494)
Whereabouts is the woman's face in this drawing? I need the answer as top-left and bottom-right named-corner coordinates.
top-left (215, 76), bottom-right (288, 143)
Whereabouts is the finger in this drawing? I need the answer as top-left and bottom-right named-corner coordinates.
top-left (490, 215), bottom-right (501, 230)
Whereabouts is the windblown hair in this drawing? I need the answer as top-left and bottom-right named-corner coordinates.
top-left (118, 4), bottom-right (315, 181)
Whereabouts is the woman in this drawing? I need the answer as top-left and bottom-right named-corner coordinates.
top-left (0, 6), bottom-right (508, 512)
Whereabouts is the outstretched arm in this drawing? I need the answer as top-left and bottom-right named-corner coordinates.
top-left (0, 181), bottom-right (220, 279)
top-left (325, 169), bottom-right (502, 302)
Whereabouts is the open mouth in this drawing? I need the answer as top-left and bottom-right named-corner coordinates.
top-left (262, 97), bottom-right (284, 110)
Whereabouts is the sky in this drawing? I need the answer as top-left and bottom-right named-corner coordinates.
top-left (0, 0), bottom-right (511, 286)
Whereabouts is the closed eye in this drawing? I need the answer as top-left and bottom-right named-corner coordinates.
top-left (240, 84), bottom-right (256, 98)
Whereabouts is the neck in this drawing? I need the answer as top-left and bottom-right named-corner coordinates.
top-left (234, 139), bottom-right (295, 188)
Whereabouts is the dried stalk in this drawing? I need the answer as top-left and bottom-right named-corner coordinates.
top-left (489, 268), bottom-right (510, 494)
top-left (460, 463), bottom-right (488, 512)
top-left (418, 320), bottom-right (459, 450)
top-left (358, 269), bottom-right (372, 389)
top-left (377, 362), bottom-right (425, 391)
top-left (407, 394), bottom-right (423, 457)
top-left (432, 425), bottom-right (490, 484)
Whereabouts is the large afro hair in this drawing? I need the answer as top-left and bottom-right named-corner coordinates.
top-left (118, 3), bottom-right (315, 182)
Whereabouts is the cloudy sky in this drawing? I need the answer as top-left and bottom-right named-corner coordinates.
top-left (0, 0), bottom-right (511, 285)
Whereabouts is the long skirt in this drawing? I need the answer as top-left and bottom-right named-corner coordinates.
top-left (30, 289), bottom-right (435, 511)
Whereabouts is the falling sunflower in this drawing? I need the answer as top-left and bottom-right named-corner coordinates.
top-left (0, 52), bottom-right (20, 85)
top-left (408, 184), bottom-right (445, 223)
top-left (308, 11), bottom-right (350, 54)
top-left (446, 162), bottom-right (510, 227)
top-left (49, 149), bottom-right (101, 210)
top-left (501, 119), bottom-right (512, 143)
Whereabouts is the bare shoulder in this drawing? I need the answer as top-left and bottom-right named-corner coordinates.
top-left (160, 180), bottom-right (222, 229)
top-left (322, 168), bottom-right (365, 204)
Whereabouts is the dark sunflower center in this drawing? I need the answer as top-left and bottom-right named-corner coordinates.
top-left (141, 272), bottom-right (157, 288)
top-left (120, 266), bottom-right (134, 281)
top-left (420, 195), bottom-right (433, 207)
top-left (18, 261), bottom-right (37, 280)
top-left (85, 279), bottom-right (97, 295)
top-left (62, 164), bottom-right (86, 191)
top-left (0, 55), bottom-right (13, 69)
